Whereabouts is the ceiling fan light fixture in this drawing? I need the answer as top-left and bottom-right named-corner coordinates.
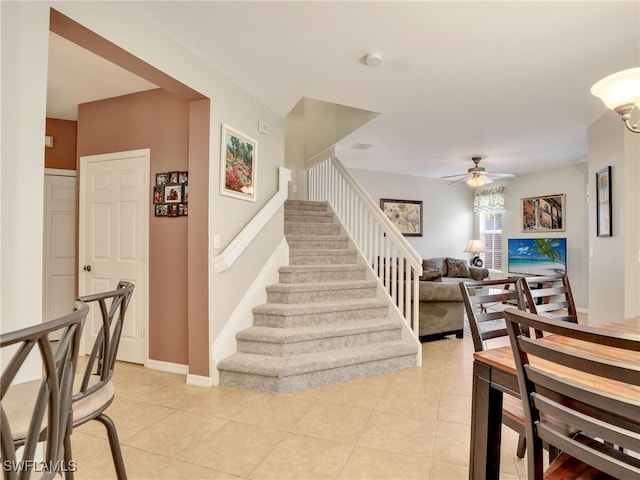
top-left (466, 175), bottom-right (487, 187)
top-left (591, 67), bottom-right (640, 133)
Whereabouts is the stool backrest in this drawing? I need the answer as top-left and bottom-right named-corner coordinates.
top-left (74, 281), bottom-right (134, 401)
top-left (1, 302), bottom-right (88, 480)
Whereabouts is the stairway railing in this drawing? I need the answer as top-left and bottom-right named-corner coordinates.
top-left (212, 166), bottom-right (291, 272)
top-left (306, 148), bottom-right (423, 338)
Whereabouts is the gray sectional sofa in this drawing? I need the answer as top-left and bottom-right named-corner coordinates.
top-left (417, 257), bottom-right (489, 340)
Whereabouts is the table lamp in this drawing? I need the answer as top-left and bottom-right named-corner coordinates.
top-left (464, 239), bottom-right (485, 267)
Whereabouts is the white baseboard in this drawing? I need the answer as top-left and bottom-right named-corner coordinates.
top-left (187, 374), bottom-right (213, 387)
top-left (145, 359), bottom-right (188, 375)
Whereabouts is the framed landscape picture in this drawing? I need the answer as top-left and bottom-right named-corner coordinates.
top-left (220, 124), bottom-right (257, 202)
top-left (521, 194), bottom-right (564, 232)
top-left (596, 166), bottom-right (612, 237)
top-left (380, 198), bottom-right (423, 237)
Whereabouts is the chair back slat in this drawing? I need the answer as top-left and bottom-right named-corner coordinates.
top-left (75, 281), bottom-right (134, 401)
top-left (522, 274), bottom-right (578, 323)
top-left (460, 277), bottom-right (526, 352)
top-left (504, 307), bottom-right (640, 480)
top-left (1, 302), bottom-right (88, 480)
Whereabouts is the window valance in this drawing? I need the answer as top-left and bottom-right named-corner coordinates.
top-left (474, 186), bottom-right (505, 213)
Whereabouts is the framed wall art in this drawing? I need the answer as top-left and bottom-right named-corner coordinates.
top-left (220, 124), bottom-right (257, 202)
top-left (380, 198), bottom-right (423, 237)
top-left (153, 170), bottom-right (188, 217)
top-left (521, 194), bottom-right (564, 232)
top-left (596, 166), bottom-right (612, 237)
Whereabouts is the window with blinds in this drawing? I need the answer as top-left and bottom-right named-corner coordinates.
top-left (480, 211), bottom-right (502, 270)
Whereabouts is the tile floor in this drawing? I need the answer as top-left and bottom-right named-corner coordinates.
top-left (71, 333), bottom-right (530, 480)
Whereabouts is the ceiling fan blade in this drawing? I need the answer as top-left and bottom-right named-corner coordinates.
top-left (440, 173), bottom-right (469, 179)
top-left (447, 176), bottom-right (468, 185)
top-left (487, 172), bottom-right (517, 179)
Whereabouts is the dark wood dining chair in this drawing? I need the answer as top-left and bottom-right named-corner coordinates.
top-left (64, 281), bottom-right (135, 480)
top-left (460, 277), bottom-right (530, 458)
top-left (503, 308), bottom-right (640, 480)
top-left (521, 274), bottom-right (578, 324)
top-left (1, 302), bottom-right (89, 480)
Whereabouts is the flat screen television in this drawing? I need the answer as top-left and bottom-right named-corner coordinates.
top-left (507, 238), bottom-right (567, 276)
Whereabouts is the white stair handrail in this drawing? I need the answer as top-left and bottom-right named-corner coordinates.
top-left (306, 148), bottom-right (423, 337)
top-left (212, 166), bottom-right (291, 272)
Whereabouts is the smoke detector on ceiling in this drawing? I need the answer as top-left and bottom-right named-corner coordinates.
top-left (362, 52), bottom-right (382, 67)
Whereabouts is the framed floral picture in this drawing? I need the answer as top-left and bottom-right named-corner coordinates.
top-left (380, 198), bottom-right (423, 236)
top-left (220, 124), bottom-right (257, 202)
top-left (596, 166), bottom-right (612, 237)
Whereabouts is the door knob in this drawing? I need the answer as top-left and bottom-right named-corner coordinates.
top-left (83, 264), bottom-right (92, 272)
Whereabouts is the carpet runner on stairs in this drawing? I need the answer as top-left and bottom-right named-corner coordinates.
top-left (217, 199), bottom-right (418, 393)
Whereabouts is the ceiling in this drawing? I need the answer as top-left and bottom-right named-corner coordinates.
top-left (47, 1), bottom-right (639, 180)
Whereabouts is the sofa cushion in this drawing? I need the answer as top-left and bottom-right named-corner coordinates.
top-left (420, 270), bottom-right (443, 281)
top-left (423, 257), bottom-right (447, 276)
top-left (445, 258), bottom-right (470, 278)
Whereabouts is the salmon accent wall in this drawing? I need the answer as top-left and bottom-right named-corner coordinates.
top-left (45, 118), bottom-right (77, 170)
top-left (77, 88), bottom-right (192, 366)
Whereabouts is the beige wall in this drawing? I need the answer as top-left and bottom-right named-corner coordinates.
top-left (349, 168), bottom-right (474, 258)
top-left (500, 163), bottom-right (589, 310)
top-left (285, 97), bottom-right (378, 200)
top-left (588, 111), bottom-right (640, 324)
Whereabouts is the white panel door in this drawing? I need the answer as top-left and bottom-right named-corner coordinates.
top-left (43, 172), bottom-right (77, 325)
top-left (79, 149), bottom-right (149, 364)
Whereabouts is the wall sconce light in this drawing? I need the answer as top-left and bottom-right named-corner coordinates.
top-left (591, 67), bottom-right (640, 133)
top-left (464, 239), bottom-right (486, 267)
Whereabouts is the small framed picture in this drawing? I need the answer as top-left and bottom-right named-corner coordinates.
top-left (596, 166), bottom-right (612, 237)
top-left (167, 204), bottom-right (179, 217)
top-left (155, 173), bottom-right (169, 186)
top-left (155, 205), bottom-right (168, 216)
top-left (182, 185), bottom-right (188, 204)
top-left (168, 171), bottom-right (179, 184)
top-left (153, 186), bottom-right (164, 204)
top-left (179, 171), bottom-right (188, 184)
top-left (380, 198), bottom-right (423, 237)
top-left (178, 204), bottom-right (188, 216)
top-left (164, 185), bottom-right (182, 204)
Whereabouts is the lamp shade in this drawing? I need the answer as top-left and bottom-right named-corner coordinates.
top-left (591, 67), bottom-right (640, 110)
top-left (464, 239), bottom-right (485, 253)
top-left (466, 175), bottom-right (487, 187)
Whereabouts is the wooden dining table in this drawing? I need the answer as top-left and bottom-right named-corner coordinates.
top-left (468, 316), bottom-right (640, 480)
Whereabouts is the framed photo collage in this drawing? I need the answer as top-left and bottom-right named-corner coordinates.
top-left (154, 170), bottom-right (188, 217)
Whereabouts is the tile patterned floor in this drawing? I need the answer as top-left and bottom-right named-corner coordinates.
top-left (71, 333), bottom-right (529, 479)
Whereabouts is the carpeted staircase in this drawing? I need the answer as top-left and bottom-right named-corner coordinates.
top-left (217, 200), bottom-right (418, 393)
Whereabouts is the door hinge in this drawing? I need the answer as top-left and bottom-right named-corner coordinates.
top-left (139, 327), bottom-right (145, 338)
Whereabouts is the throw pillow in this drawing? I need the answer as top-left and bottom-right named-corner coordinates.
top-left (446, 258), bottom-right (470, 278)
top-left (420, 270), bottom-right (443, 281)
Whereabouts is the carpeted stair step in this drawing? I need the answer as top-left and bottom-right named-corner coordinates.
top-left (217, 340), bottom-right (418, 393)
top-left (284, 210), bottom-right (334, 223)
top-left (284, 200), bottom-right (329, 212)
top-left (236, 318), bottom-right (402, 356)
top-left (286, 234), bottom-right (349, 250)
top-left (266, 280), bottom-right (377, 303)
top-left (288, 248), bottom-right (357, 265)
top-left (252, 298), bottom-right (389, 328)
top-left (284, 222), bottom-right (341, 236)
top-left (278, 264), bottom-right (366, 283)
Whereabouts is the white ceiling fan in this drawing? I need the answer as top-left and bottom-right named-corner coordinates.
top-left (441, 156), bottom-right (517, 187)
